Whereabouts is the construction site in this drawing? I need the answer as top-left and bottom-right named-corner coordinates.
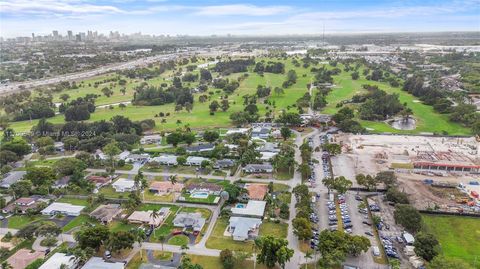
top-left (332, 134), bottom-right (480, 213)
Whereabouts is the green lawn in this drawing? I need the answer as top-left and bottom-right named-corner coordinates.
top-left (57, 197), bottom-right (90, 206)
top-left (259, 221), bottom-right (288, 238)
top-left (98, 186), bottom-right (127, 199)
top-left (108, 221), bottom-right (139, 232)
top-left (62, 214), bottom-right (97, 232)
top-left (167, 234), bottom-right (189, 246)
top-left (422, 214), bottom-right (480, 268)
top-left (205, 217), bottom-right (288, 252)
top-left (188, 255), bottom-right (273, 269)
top-left (322, 66), bottom-right (471, 135)
top-left (7, 215), bottom-right (46, 229)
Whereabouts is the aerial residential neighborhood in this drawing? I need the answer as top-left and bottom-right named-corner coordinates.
top-left (0, 1), bottom-right (479, 269)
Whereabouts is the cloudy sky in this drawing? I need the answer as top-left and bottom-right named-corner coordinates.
top-left (1, 0), bottom-right (479, 37)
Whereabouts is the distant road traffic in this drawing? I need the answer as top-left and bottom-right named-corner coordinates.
top-left (0, 51), bottom-right (195, 95)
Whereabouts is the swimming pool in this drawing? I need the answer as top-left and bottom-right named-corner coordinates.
top-left (235, 204), bottom-right (246, 208)
top-left (190, 192), bottom-right (209, 199)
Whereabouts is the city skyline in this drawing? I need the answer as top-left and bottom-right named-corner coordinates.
top-left (1, 0), bottom-right (479, 38)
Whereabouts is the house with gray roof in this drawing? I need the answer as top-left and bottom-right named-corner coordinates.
top-left (214, 159), bottom-right (235, 169)
top-left (185, 143), bottom-right (215, 153)
top-left (151, 155), bottom-right (178, 166)
top-left (173, 212), bottom-right (206, 232)
top-left (228, 216), bottom-right (262, 241)
top-left (186, 156), bottom-right (210, 166)
top-left (242, 163), bottom-right (273, 173)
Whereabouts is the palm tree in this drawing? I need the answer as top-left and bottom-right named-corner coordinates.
top-left (134, 229), bottom-right (146, 258)
top-left (180, 244), bottom-right (189, 255)
top-left (149, 210), bottom-right (160, 236)
top-left (158, 234), bottom-right (166, 251)
top-left (304, 251), bottom-right (312, 269)
top-left (169, 174), bottom-right (178, 185)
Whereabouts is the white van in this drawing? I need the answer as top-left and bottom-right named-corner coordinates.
top-left (372, 246), bottom-right (380, 256)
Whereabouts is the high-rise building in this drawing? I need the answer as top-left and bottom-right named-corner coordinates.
top-left (52, 30), bottom-right (59, 40)
top-left (67, 30), bottom-right (73, 40)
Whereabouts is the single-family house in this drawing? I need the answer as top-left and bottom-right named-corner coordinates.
top-left (112, 178), bottom-right (136, 192)
top-left (41, 202), bottom-right (85, 216)
top-left (54, 141), bottom-right (64, 152)
top-left (53, 176), bottom-right (70, 188)
top-left (251, 127), bottom-right (271, 139)
top-left (185, 143), bottom-right (215, 153)
top-left (83, 257), bottom-right (125, 269)
top-left (151, 155), bottom-right (178, 166)
top-left (186, 156), bottom-right (210, 166)
top-left (117, 150), bottom-right (130, 161)
top-left (2, 197), bottom-right (46, 214)
top-left (231, 200), bottom-right (266, 218)
top-left (140, 134), bottom-right (163, 145)
top-left (226, 128), bottom-right (250, 136)
top-left (149, 181), bottom-right (184, 194)
top-left (127, 208), bottom-right (170, 227)
top-left (228, 216), bottom-right (262, 241)
top-left (87, 175), bottom-right (112, 187)
top-left (185, 183), bottom-right (223, 195)
top-left (242, 163), bottom-right (273, 173)
top-left (213, 159), bottom-right (235, 169)
top-left (245, 184), bottom-right (268, 200)
top-left (173, 212), bottom-right (206, 232)
top-left (89, 204), bottom-right (122, 224)
top-left (0, 171), bottom-right (26, 188)
top-left (260, 151), bottom-right (277, 161)
top-left (125, 153), bottom-right (150, 163)
top-left (39, 253), bottom-right (76, 269)
top-left (257, 142), bottom-right (280, 153)
top-left (95, 149), bottom-right (108, 160)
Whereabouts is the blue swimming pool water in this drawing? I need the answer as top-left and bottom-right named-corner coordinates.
top-left (191, 191), bottom-right (209, 198)
top-left (235, 204), bottom-right (246, 208)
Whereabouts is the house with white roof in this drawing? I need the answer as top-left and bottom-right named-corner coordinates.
top-left (260, 151), bottom-right (277, 161)
top-left (117, 150), bottom-right (130, 161)
top-left (39, 253), bottom-right (76, 269)
top-left (186, 156), bottom-right (210, 166)
top-left (41, 202), bottom-right (85, 216)
top-left (228, 217), bottom-right (262, 241)
top-left (125, 153), bottom-right (150, 163)
top-left (231, 200), bottom-right (266, 218)
top-left (151, 155), bottom-right (178, 166)
top-left (226, 128), bottom-right (250, 135)
top-left (242, 163), bottom-right (273, 173)
top-left (140, 134), bottom-right (163, 144)
top-left (112, 178), bottom-right (136, 192)
top-left (83, 257), bottom-right (125, 269)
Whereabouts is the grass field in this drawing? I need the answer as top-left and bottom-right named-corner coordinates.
top-left (422, 214), bottom-right (480, 268)
top-left (187, 254), bottom-right (273, 269)
top-left (322, 67), bottom-right (471, 135)
top-left (62, 214), bottom-right (97, 232)
top-left (5, 58), bottom-right (471, 136)
top-left (7, 215), bottom-right (46, 229)
top-left (167, 234), bottom-right (190, 246)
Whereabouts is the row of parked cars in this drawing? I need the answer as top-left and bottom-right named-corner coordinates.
top-left (381, 235), bottom-right (400, 258)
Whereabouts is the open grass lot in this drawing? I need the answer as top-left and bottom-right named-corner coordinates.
top-left (98, 186), bottom-right (127, 199)
top-left (7, 215), bottom-right (47, 229)
top-left (62, 214), bottom-right (97, 232)
top-left (422, 214), bottom-right (480, 268)
top-left (56, 197), bottom-right (90, 206)
top-left (259, 221), bottom-right (288, 238)
top-left (167, 234), bottom-right (189, 246)
top-left (108, 221), bottom-right (139, 232)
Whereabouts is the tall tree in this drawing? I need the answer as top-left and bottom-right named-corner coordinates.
top-left (255, 236), bottom-right (293, 269)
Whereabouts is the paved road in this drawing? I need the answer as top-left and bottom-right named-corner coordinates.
top-left (86, 168), bottom-right (294, 187)
top-left (285, 129), bottom-right (321, 269)
top-left (0, 52), bottom-right (195, 95)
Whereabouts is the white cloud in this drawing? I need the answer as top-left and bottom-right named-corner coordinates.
top-left (195, 4), bottom-right (291, 16)
top-left (0, 0), bottom-right (123, 16)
